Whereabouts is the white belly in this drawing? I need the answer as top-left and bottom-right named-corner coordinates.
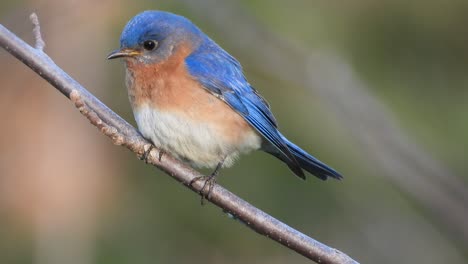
top-left (134, 104), bottom-right (262, 168)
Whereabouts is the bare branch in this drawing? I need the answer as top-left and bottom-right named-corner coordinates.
top-left (0, 16), bottom-right (359, 264)
top-left (29, 13), bottom-right (45, 51)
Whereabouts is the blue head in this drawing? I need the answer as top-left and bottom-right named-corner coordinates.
top-left (108, 11), bottom-right (205, 63)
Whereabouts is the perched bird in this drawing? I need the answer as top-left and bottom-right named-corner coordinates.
top-left (108, 11), bottom-right (342, 184)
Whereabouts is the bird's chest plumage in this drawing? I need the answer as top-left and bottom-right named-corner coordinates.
top-left (123, 50), bottom-right (261, 168)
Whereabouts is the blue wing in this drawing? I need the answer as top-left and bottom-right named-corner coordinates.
top-left (185, 42), bottom-right (305, 178)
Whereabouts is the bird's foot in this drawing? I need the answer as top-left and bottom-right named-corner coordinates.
top-left (189, 158), bottom-right (225, 205)
top-left (189, 172), bottom-right (218, 205)
top-left (141, 144), bottom-right (155, 163)
top-left (141, 145), bottom-right (166, 163)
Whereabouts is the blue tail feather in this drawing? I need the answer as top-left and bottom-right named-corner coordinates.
top-left (265, 134), bottom-right (343, 181)
top-left (286, 139), bottom-right (342, 180)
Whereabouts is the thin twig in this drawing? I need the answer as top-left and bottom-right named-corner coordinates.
top-left (0, 15), bottom-right (359, 264)
top-left (29, 13), bottom-right (45, 51)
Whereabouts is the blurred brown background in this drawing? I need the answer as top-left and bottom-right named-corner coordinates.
top-left (1, 0), bottom-right (467, 263)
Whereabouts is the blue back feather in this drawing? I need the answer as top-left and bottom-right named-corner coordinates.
top-left (185, 41), bottom-right (303, 176)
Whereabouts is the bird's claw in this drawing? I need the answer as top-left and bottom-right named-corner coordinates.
top-left (141, 144), bottom-right (155, 163)
top-left (189, 174), bottom-right (217, 205)
top-left (158, 149), bottom-right (165, 161)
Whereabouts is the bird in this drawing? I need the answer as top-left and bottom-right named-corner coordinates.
top-left (107, 10), bottom-right (342, 188)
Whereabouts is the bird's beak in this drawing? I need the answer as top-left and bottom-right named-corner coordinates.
top-left (107, 48), bottom-right (141, 60)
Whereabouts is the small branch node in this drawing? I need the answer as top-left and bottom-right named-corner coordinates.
top-left (29, 13), bottom-right (45, 51)
top-left (70, 90), bottom-right (125, 145)
top-left (103, 126), bottom-right (125, 146)
top-left (70, 89), bottom-right (84, 107)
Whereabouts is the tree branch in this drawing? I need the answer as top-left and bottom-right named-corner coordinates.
top-left (0, 14), bottom-right (358, 264)
top-left (29, 13), bottom-right (45, 51)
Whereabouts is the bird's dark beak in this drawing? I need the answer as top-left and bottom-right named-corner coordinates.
top-left (107, 48), bottom-right (141, 60)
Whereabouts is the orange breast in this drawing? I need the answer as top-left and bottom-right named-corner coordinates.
top-left (125, 43), bottom-right (255, 145)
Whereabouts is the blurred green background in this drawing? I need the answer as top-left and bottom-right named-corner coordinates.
top-left (1, 0), bottom-right (467, 263)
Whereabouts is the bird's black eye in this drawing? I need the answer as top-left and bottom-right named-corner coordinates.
top-left (143, 40), bottom-right (157, 51)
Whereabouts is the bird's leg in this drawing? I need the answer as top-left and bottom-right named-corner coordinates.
top-left (190, 157), bottom-right (226, 205)
top-left (141, 144), bottom-right (155, 163)
top-left (202, 160), bottom-right (223, 199)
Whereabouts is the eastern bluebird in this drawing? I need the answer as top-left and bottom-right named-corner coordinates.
top-left (108, 11), bottom-right (342, 184)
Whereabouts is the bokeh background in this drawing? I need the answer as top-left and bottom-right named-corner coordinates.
top-left (1, 0), bottom-right (467, 263)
